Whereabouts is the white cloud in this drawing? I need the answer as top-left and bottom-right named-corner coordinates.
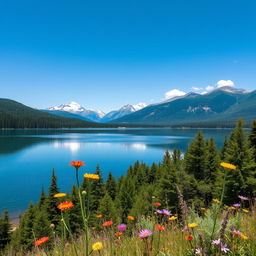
top-left (205, 85), bottom-right (214, 92)
top-left (192, 87), bottom-right (202, 91)
top-left (216, 80), bottom-right (235, 88)
top-left (164, 89), bottom-right (186, 99)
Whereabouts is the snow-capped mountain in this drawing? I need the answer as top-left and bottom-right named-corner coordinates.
top-left (101, 103), bottom-right (147, 122)
top-left (47, 102), bottom-right (105, 122)
top-left (46, 102), bottom-right (147, 123)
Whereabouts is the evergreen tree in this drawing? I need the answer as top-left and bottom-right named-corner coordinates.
top-left (249, 120), bottom-right (256, 161)
top-left (45, 169), bottom-right (60, 225)
top-left (185, 131), bottom-right (207, 180)
top-left (106, 172), bottom-right (117, 200)
top-left (38, 186), bottom-right (47, 210)
top-left (0, 211), bottom-right (11, 251)
top-left (98, 193), bottom-right (117, 222)
top-left (224, 120), bottom-right (256, 203)
top-left (33, 210), bottom-right (51, 239)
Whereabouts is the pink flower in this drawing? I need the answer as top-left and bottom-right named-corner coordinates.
top-left (118, 224), bottom-right (127, 232)
top-left (139, 229), bottom-right (152, 238)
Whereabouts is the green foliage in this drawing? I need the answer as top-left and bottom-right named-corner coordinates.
top-left (0, 211), bottom-right (11, 251)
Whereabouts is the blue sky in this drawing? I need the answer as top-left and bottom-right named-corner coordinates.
top-left (0, 0), bottom-right (256, 112)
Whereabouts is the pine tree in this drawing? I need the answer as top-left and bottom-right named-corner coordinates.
top-left (33, 210), bottom-right (51, 239)
top-left (224, 120), bottom-right (256, 203)
top-left (106, 172), bottom-right (117, 200)
top-left (98, 193), bottom-right (117, 222)
top-left (38, 186), bottom-right (47, 210)
top-left (184, 131), bottom-right (207, 180)
top-left (45, 169), bottom-right (60, 225)
top-left (0, 211), bottom-right (11, 251)
top-left (249, 120), bottom-right (256, 161)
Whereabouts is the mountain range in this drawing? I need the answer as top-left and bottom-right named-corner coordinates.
top-left (110, 86), bottom-right (256, 126)
top-left (1, 86), bottom-right (256, 128)
top-left (44, 102), bottom-right (147, 123)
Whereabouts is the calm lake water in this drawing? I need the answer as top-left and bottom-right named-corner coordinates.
top-left (0, 128), bottom-right (232, 218)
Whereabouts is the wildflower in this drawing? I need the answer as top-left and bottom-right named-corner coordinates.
top-left (232, 229), bottom-right (242, 235)
top-left (155, 225), bottom-right (165, 231)
top-left (169, 216), bottom-right (177, 221)
top-left (92, 242), bottom-right (103, 251)
top-left (155, 209), bottom-right (163, 214)
top-left (96, 214), bottom-right (103, 218)
top-left (239, 234), bottom-right (249, 240)
top-left (162, 209), bottom-right (171, 216)
top-left (69, 161), bottom-right (85, 168)
top-left (188, 223), bottom-right (198, 229)
top-left (153, 202), bottom-right (161, 206)
top-left (54, 193), bottom-right (67, 198)
top-left (127, 216), bottom-right (135, 220)
top-left (115, 232), bottom-right (123, 236)
top-left (200, 207), bottom-right (206, 211)
top-left (84, 173), bottom-right (100, 180)
top-left (220, 243), bottom-right (230, 253)
top-left (212, 239), bottom-right (221, 245)
top-left (185, 235), bottom-right (193, 241)
top-left (238, 195), bottom-right (249, 201)
top-left (213, 199), bottom-right (220, 204)
top-left (195, 248), bottom-right (205, 255)
top-left (228, 206), bottom-right (236, 210)
top-left (82, 190), bottom-right (87, 195)
top-left (118, 224), bottom-right (127, 232)
top-left (233, 203), bottom-right (241, 208)
top-left (103, 220), bottom-right (113, 227)
top-left (242, 209), bottom-right (249, 213)
top-left (57, 201), bottom-right (74, 211)
top-left (139, 229), bottom-right (152, 238)
top-left (34, 237), bottom-right (49, 246)
top-left (50, 223), bottom-right (55, 228)
top-left (183, 225), bottom-right (189, 231)
top-left (220, 162), bottom-right (236, 170)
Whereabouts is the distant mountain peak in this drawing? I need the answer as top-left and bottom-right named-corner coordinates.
top-left (217, 86), bottom-right (250, 94)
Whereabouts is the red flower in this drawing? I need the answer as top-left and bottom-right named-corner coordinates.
top-left (57, 201), bottom-right (74, 211)
top-left (34, 237), bottom-right (49, 246)
top-left (103, 220), bottom-right (113, 227)
top-left (185, 235), bottom-right (193, 241)
top-left (115, 232), bottom-right (123, 236)
top-left (127, 216), bottom-right (135, 220)
top-left (69, 161), bottom-right (85, 169)
top-left (155, 225), bottom-right (165, 231)
top-left (153, 202), bottom-right (161, 206)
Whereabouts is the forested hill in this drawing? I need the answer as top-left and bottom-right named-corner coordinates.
top-left (0, 98), bottom-right (111, 129)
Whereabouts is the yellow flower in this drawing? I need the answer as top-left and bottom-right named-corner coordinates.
top-left (84, 173), bottom-right (100, 180)
top-left (200, 208), bottom-right (206, 211)
top-left (239, 234), bottom-right (249, 240)
top-left (169, 216), bottom-right (177, 221)
top-left (92, 242), bottom-right (103, 251)
top-left (220, 162), bottom-right (236, 170)
top-left (188, 223), bottom-right (198, 228)
top-left (228, 206), bottom-right (236, 210)
top-left (53, 193), bottom-right (67, 198)
top-left (242, 209), bottom-right (249, 213)
top-left (213, 199), bottom-right (220, 204)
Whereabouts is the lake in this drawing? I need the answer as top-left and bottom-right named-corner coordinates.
top-left (0, 128), bottom-right (232, 218)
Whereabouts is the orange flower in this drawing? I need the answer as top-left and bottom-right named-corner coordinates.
top-left (185, 235), bottom-right (193, 241)
top-left (103, 220), bottom-right (113, 227)
top-left (153, 202), bottom-right (161, 206)
top-left (115, 232), bottom-right (123, 236)
top-left (96, 214), bottom-right (103, 218)
top-left (57, 201), bottom-right (74, 211)
top-left (155, 225), bottom-right (165, 231)
top-left (69, 161), bottom-right (85, 168)
top-left (34, 237), bottom-right (49, 246)
top-left (127, 216), bottom-right (135, 220)
top-left (84, 173), bottom-right (100, 180)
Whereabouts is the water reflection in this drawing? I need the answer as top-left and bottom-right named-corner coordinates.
top-left (53, 141), bottom-right (81, 152)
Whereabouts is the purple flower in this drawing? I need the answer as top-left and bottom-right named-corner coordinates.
top-left (139, 229), bottom-right (152, 238)
top-left (238, 195), bottom-right (249, 201)
top-left (162, 209), bottom-right (171, 216)
top-left (212, 239), bottom-right (221, 245)
top-left (220, 243), bottom-right (230, 253)
top-left (233, 203), bottom-right (241, 208)
top-left (118, 224), bottom-right (127, 232)
top-left (195, 248), bottom-right (202, 255)
top-left (183, 225), bottom-right (189, 231)
top-left (155, 209), bottom-right (163, 214)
